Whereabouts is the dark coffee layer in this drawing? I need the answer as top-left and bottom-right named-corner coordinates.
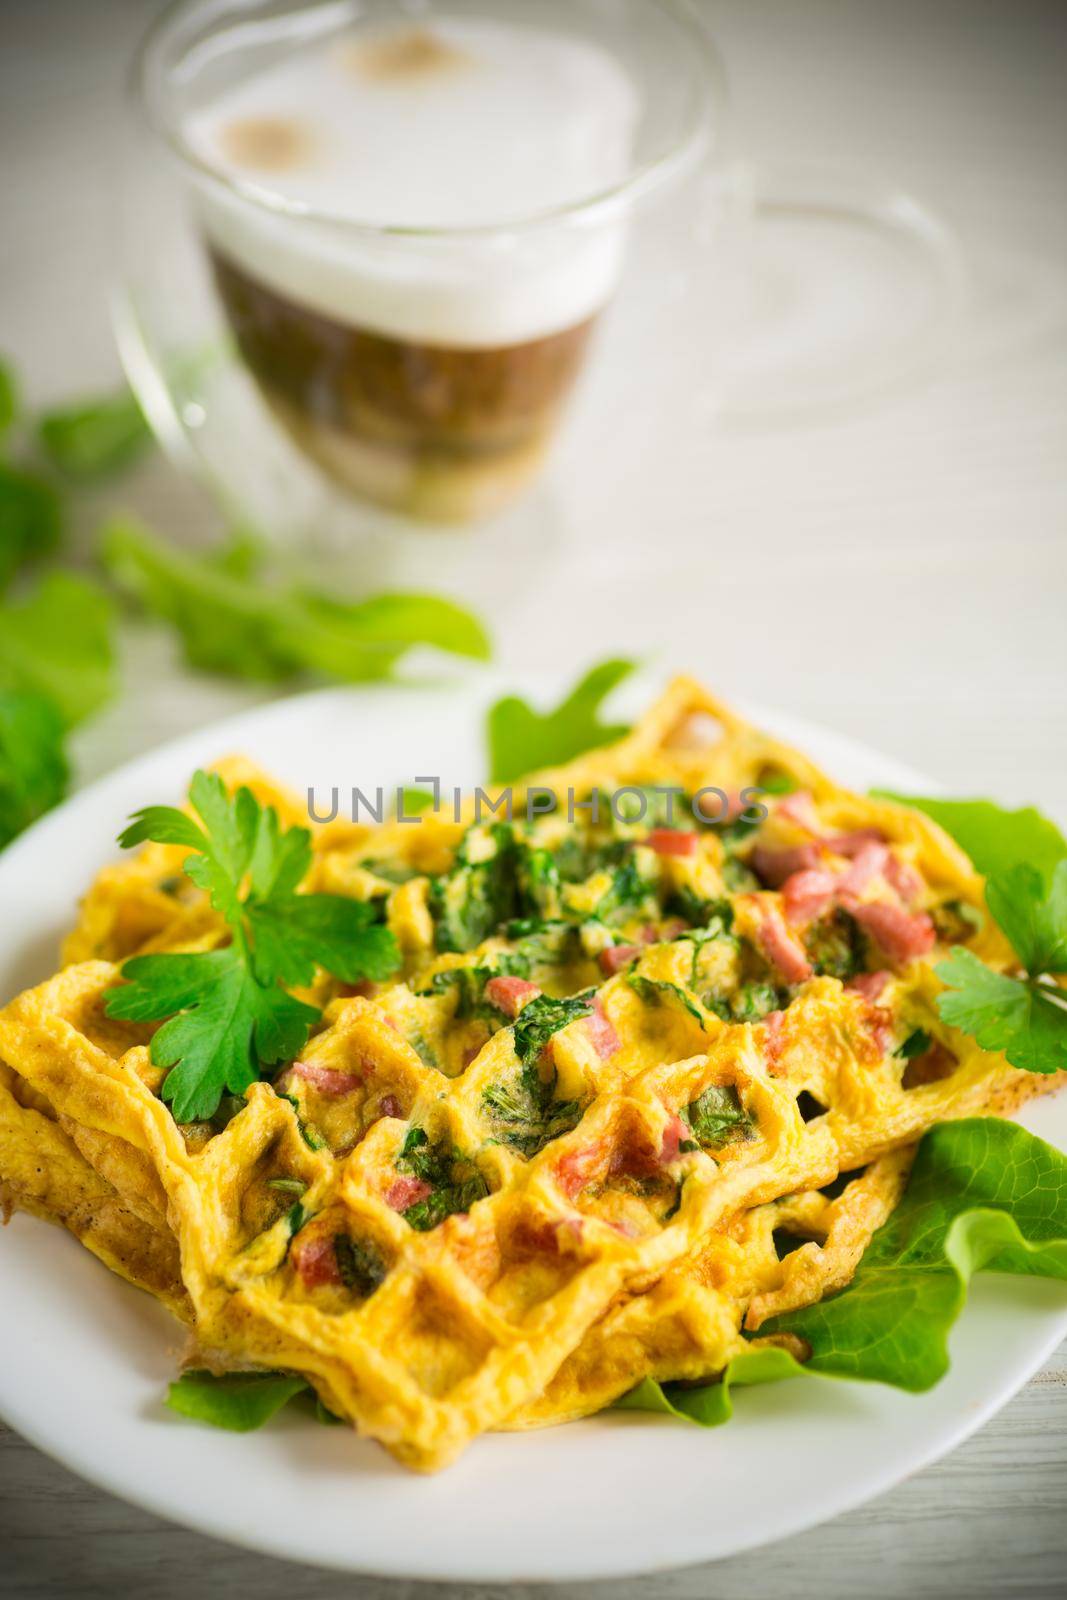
top-left (209, 249), bottom-right (598, 518)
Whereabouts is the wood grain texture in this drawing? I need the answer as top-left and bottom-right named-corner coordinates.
top-left (2, 0), bottom-right (1067, 1592)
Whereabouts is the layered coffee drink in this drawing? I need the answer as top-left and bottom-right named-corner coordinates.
top-left (184, 18), bottom-right (641, 521)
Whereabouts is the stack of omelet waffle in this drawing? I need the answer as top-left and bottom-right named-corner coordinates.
top-left (0, 680), bottom-right (1049, 1469)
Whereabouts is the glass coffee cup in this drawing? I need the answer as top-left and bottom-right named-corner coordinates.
top-left (120, 0), bottom-right (964, 548)
top-left (119, 0), bottom-right (720, 530)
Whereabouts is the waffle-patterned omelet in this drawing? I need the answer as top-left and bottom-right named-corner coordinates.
top-left (0, 679), bottom-right (1057, 1470)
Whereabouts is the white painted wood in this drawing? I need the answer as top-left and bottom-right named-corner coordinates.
top-left (1, 0), bottom-right (1066, 1590)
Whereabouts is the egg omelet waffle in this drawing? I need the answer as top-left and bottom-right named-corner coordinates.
top-left (0, 678), bottom-right (1056, 1470)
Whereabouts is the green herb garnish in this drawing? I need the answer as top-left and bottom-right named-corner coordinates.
top-left (103, 771), bottom-right (400, 1122)
top-left (681, 1084), bottom-right (753, 1150)
top-left (512, 992), bottom-right (595, 1066)
top-left (627, 974), bottom-right (706, 1030)
top-left (394, 1126), bottom-right (489, 1231)
top-left (936, 861), bottom-right (1067, 1074)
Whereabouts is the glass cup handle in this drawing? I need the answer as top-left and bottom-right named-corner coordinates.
top-left (710, 160), bottom-right (969, 427)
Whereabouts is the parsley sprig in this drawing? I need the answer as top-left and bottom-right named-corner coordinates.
top-left (936, 860), bottom-right (1067, 1074)
top-left (104, 771), bottom-right (400, 1122)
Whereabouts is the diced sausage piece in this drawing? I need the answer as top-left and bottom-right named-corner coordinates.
top-left (781, 867), bottom-right (837, 926)
top-left (835, 841), bottom-right (890, 897)
top-left (585, 997), bottom-right (621, 1060)
top-left (883, 853), bottom-right (923, 905)
top-left (556, 1145), bottom-right (601, 1200)
top-left (378, 1094), bottom-right (402, 1119)
top-left (290, 1059), bottom-right (364, 1097)
top-left (846, 970), bottom-right (891, 1002)
top-left (750, 843), bottom-right (822, 887)
top-left (599, 943), bottom-right (641, 976)
top-left (385, 1176), bottom-right (432, 1212)
top-left (291, 1232), bottom-right (342, 1290)
top-left (485, 976), bottom-right (541, 1018)
top-left (823, 827), bottom-right (886, 857)
top-left (659, 1114), bottom-right (689, 1164)
top-left (775, 790), bottom-right (819, 830)
top-left (848, 900), bottom-right (936, 963)
top-left (646, 828), bottom-right (699, 857)
top-left (763, 1008), bottom-right (786, 1068)
top-left (757, 909), bottom-right (814, 984)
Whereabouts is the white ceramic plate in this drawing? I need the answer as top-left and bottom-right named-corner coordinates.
top-left (0, 672), bottom-right (1064, 1581)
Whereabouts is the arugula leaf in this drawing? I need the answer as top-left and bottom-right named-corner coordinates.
top-left (102, 518), bottom-right (489, 683)
top-left (104, 772), bottom-right (401, 1121)
top-left (512, 992), bottom-right (594, 1066)
top-left (0, 690), bottom-right (68, 847)
top-left (36, 385), bottom-right (151, 479)
top-left (0, 462), bottom-right (62, 592)
top-left (620, 1118), bottom-right (1067, 1424)
top-left (486, 659), bottom-right (635, 783)
top-left (872, 793), bottom-right (1066, 883)
top-left (936, 948), bottom-right (1067, 1075)
top-left (0, 572), bottom-right (115, 726)
top-left (166, 1370), bottom-right (309, 1432)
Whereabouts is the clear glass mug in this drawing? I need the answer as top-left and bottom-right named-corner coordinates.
top-left (117, 0), bottom-right (963, 545)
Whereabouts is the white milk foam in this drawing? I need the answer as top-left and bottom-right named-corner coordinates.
top-left (185, 17), bottom-right (642, 346)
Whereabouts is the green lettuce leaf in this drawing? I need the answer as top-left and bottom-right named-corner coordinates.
top-left (619, 1118), bottom-right (1067, 1425)
top-left (166, 1370), bottom-right (310, 1432)
top-left (872, 793), bottom-right (1066, 883)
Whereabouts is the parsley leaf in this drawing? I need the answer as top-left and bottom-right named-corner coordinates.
top-left (0, 690), bottom-right (68, 847)
top-left (36, 384), bottom-right (152, 479)
top-left (486, 659), bottom-right (635, 783)
top-left (936, 948), bottom-right (1067, 1075)
top-left (104, 771), bottom-right (401, 1121)
top-left (107, 948), bottom-right (319, 1120)
top-left (872, 793), bottom-right (1066, 883)
top-left (103, 518), bottom-right (490, 683)
top-left (935, 860), bottom-right (1067, 1075)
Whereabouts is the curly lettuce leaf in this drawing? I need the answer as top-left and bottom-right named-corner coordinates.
top-left (619, 1119), bottom-right (1067, 1425)
top-left (871, 793), bottom-right (1066, 883)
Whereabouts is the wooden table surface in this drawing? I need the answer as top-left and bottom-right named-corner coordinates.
top-left (2, 1), bottom-right (1066, 1594)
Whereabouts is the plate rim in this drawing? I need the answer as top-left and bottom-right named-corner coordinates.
top-left (0, 670), bottom-right (1063, 1580)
